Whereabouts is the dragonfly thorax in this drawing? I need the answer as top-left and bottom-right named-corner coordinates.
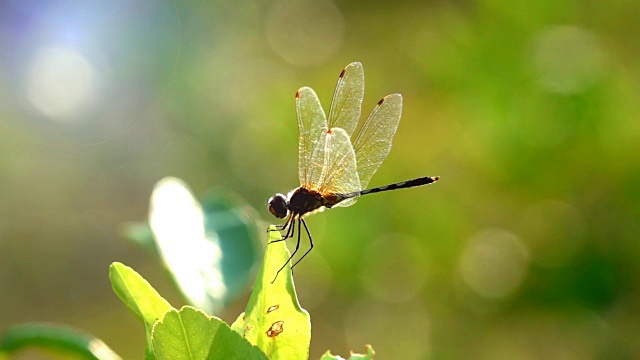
top-left (288, 187), bottom-right (326, 217)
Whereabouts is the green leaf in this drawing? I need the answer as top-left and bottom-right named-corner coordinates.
top-left (320, 345), bottom-right (375, 360)
top-left (0, 323), bottom-right (121, 360)
top-left (109, 262), bottom-right (174, 328)
top-left (109, 262), bottom-right (174, 359)
top-left (231, 226), bottom-right (311, 360)
top-left (151, 306), bottom-right (267, 360)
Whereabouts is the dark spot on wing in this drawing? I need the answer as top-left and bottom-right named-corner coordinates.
top-left (266, 321), bottom-right (284, 337)
top-left (377, 98), bottom-right (385, 106)
top-left (296, 89), bottom-right (301, 100)
top-left (266, 304), bottom-right (279, 313)
top-left (339, 68), bottom-right (346, 78)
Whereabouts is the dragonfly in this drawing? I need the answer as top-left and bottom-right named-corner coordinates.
top-left (268, 62), bottom-right (439, 282)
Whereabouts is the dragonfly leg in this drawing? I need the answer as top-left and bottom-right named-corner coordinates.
top-left (272, 218), bottom-right (302, 283)
top-left (291, 218), bottom-right (313, 269)
top-left (269, 222), bottom-right (288, 232)
top-left (269, 215), bottom-right (295, 243)
top-left (267, 213), bottom-right (293, 233)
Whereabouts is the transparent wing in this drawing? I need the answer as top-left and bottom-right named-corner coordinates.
top-left (317, 128), bottom-right (361, 208)
top-left (327, 62), bottom-right (364, 137)
top-left (296, 87), bottom-right (329, 189)
top-left (352, 94), bottom-right (403, 189)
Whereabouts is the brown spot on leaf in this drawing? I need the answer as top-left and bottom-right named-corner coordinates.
top-left (266, 304), bottom-right (279, 314)
top-left (266, 321), bottom-right (284, 337)
top-left (243, 324), bottom-right (253, 337)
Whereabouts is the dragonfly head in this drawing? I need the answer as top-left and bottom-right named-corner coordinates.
top-left (268, 193), bottom-right (289, 219)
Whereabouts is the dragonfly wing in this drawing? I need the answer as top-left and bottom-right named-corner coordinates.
top-left (318, 127), bottom-right (361, 208)
top-left (327, 62), bottom-right (364, 137)
top-left (352, 94), bottom-right (403, 189)
top-left (296, 87), bottom-right (329, 189)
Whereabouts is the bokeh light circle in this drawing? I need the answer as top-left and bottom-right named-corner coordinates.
top-left (346, 298), bottom-right (431, 359)
top-left (266, 0), bottom-right (344, 67)
top-left (358, 234), bottom-right (430, 303)
top-left (26, 46), bottom-right (100, 122)
top-left (530, 25), bottom-right (606, 94)
top-left (458, 228), bottom-right (529, 300)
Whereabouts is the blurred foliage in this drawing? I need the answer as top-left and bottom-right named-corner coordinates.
top-left (126, 177), bottom-right (262, 314)
top-left (1, 0), bottom-right (639, 359)
top-left (320, 346), bottom-right (374, 360)
top-left (0, 323), bottom-right (120, 360)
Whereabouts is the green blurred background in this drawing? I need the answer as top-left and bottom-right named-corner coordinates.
top-left (1, 0), bottom-right (639, 359)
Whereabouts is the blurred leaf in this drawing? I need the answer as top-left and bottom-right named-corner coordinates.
top-left (109, 262), bottom-right (174, 359)
top-left (121, 221), bottom-right (157, 255)
top-left (231, 226), bottom-right (310, 360)
top-left (320, 345), bottom-right (375, 360)
top-left (148, 177), bottom-right (261, 314)
top-left (151, 306), bottom-right (267, 360)
top-left (0, 323), bottom-right (121, 360)
top-left (201, 188), bottom-right (262, 304)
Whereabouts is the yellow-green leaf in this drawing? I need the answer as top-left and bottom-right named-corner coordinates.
top-left (109, 262), bottom-right (174, 329)
top-left (232, 226), bottom-right (311, 360)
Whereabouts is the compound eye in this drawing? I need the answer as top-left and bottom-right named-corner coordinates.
top-left (268, 194), bottom-right (289, 219)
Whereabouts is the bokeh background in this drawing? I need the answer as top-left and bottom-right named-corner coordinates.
top-left (1, 0), bottom-right (640, 359)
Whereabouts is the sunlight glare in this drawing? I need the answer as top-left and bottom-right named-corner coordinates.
top-left (149, 177), bottom-right (226, 311)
